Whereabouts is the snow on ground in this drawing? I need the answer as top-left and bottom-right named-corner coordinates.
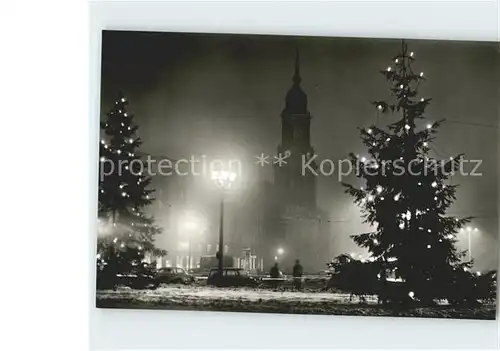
top-left (97, 285), bottom-right (378, 304)
top-left (95, 285), bottom-right (496, 319)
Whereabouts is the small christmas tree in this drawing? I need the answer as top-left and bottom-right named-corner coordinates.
top-left (342, 40), bottom-right (483, 305)
top-left (97, 92), bottom-right (165, 281)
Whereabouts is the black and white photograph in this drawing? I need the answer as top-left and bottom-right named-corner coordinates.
top-left (95, 30), bottom-right (498, 320)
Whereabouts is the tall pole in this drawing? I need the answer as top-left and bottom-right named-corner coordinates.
top-left (188, 237), bottom-right (192, 271)
top-left (468, 229), bottom-right (472, 262)
top-left (218, 193), bottom-right (224, 274)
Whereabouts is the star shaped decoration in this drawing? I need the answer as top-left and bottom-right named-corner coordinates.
top-left (255, 153), bottom-right (270, 167)
top-left (274, 152), bottom-right (290, 167)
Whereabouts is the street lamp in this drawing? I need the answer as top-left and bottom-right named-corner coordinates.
top-left (461, 226), bottom-right (479, 262)
top-left (211, 170), bottom-right (236, 275)
top-left (277, 247), bottom-right (284, 256)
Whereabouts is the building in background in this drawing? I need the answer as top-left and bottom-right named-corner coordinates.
top-left (262, 51), bottom-right (330, 273)
top-left (138, 52), bottom-right (333, 274)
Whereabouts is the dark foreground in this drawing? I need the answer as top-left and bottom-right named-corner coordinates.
top-left (95, 286), bottom-right (496, 320)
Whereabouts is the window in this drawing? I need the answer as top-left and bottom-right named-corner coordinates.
top-left (224, 270), bottom-right (237, 276)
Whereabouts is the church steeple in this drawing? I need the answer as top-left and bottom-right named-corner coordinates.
top-left (283, 48), bottom-right (308, 115)
top-left (271, 46), bottom-right (318, 272)
top-left (292, 48), bottom-right (301, 85)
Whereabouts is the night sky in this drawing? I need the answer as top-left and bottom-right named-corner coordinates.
top-left (100, 30), bottom-right (498, 270)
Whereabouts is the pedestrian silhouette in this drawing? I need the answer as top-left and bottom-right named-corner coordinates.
top-left (270, 263), bottom-right (280, 278)
top-left (269, 263), bottom-right (281, 290)
top-left (292, 259), bottom-right (303, 290)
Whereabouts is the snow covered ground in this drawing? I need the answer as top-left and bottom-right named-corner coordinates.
top-left (98, 285), bottom-right (377, 304)
top-left (95, 285), bottom-right (495, 319)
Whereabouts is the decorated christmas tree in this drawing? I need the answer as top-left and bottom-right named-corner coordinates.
top-left (341, 40), bottom-right (491, 305)
top-left (97, 92), bottom-right (165, 279)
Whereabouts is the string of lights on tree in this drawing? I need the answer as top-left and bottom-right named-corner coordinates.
top-left (340, 40), bottom-right (480, 304)
top-left (97, 93), bottom-right (165, 271)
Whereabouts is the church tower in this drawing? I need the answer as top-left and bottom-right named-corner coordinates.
top-left (275, 49), bottom-right (317, 210)
top-left (269, 49), bottom-right (323, 273)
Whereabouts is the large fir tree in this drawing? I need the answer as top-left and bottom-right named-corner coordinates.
top-left (97, 92), bottom-right (165, 277)
top-left (341, 40), bottom-right (486, 304)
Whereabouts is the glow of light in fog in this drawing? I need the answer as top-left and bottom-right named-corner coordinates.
top-left (178, 241), bottom-right (189, 250)
top-left (183, 220), bottom-right (198, 231)
top-left (212, 169), bottom-right (237, 189)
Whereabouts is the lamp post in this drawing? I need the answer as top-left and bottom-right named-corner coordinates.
top-left (218, 196), bottom-right (224, 273)
top-left (211, 170), bottom-right (236, 275)
top-left (188, 238), bottom-right (193, 271)
top-left (461, 226), bottom-right (479, 261)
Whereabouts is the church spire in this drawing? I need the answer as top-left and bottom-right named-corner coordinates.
top-left (283, 47), bottom-right (308, 115)
top-left (293, 47), bottom-right (301, 85)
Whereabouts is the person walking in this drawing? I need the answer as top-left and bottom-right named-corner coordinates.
top-left (292, 259), bottom-right (303, 290)
top-left (270, 263), bottom-right (280, 278)
top-left (269, 263), bottom-right (280, 289)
